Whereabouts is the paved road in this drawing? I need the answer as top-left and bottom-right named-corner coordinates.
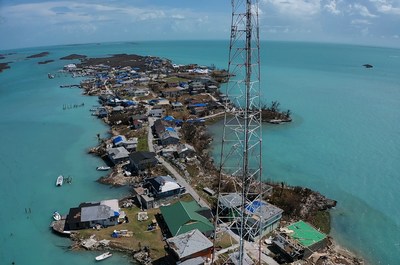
top-left (147, 117), bottom-right (209, 208)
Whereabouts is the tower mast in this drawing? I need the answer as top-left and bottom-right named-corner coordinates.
top-left (213, 0), bottom-right (263, 264)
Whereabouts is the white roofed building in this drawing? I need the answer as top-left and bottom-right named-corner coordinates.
top-left (144, 175), bottom-right (185, 199)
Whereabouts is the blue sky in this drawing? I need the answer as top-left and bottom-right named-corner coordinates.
top-left (0, 0), bottom-right (399, 50)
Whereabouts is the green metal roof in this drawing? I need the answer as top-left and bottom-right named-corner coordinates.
top-left (287, 220), bottom-right (327, 247)
top-left (160, 201), bottom-right (214, 236)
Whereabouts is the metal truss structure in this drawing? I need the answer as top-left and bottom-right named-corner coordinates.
top-left (212, 0), bottom-right (264, 264)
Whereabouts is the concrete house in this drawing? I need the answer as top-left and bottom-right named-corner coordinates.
top-left (129, 151), bottom-right (157, 174)
top-left (166, 229), bottom-right (213, 262)
top-left (107, 147), bottom-right (130, 165)
top-left (144, 175), bottom-right (185, 199)
top-left (131, 119), bottom-right (143, 130)
top-left (272, 220), bottom-right (328, 263)
top-left (134, 89), bottom-right (149, 97)
top-left (189, 81), bottom-right (206, 95)
top-left (206, 85), bottom-right (219, 93)
top-left (217, 194), bottom-right (282, 241)
top-left (148, 108), bottom-right (165, 118)
top-left (176, 144), bottom-right (196, 158)
top-left (160, 130), bottom-right (180, 146)
top-left (112, 135), bottom-right (138, 151)
top-left (171, 101), bottom-right (184, 110)
top-left (132, 186), bottom-right (155, 209)
top-left (243, 200), bottom-right (283, 241)
top-left (161, 87), bottom-right (182, 98)
top-left (66, 199), bottom-right (120, 230)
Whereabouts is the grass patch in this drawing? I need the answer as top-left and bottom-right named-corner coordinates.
top-left (137, 135), bottom-right (149, 151)
top-left (308, 211), bottom-right (330, 234)
top-left (214, 232), bottom-right (237, 249)
top-left (164, 76), bottom-right (189, 83)
top-left (185, 164), bottom-right (199, 178)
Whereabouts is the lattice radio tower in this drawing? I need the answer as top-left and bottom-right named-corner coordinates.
top-left (212, 0), bottom-right (263, 264)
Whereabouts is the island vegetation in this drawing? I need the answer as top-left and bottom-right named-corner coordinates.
top-left (26, 51), bottom-right (49, 58)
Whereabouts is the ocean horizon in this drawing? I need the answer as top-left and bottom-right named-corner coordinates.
top-left (0, 40), bottom-right (399, 265)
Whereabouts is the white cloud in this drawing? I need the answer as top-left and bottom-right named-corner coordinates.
top-left (351, 19), bottom-right (372, 24)
top-left (171, 14), bottom-right (185, 20)
top-left (351, 3), bottom-right (378, 17)
top-left (263, 0), bottom-right (321, 17)
top-left (324, 0), bottom-right (341, 15)
top-left (370, 0), bottom-right (400, 15)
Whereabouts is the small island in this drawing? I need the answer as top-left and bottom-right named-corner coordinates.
top-left (262, 100), bottom-right (292, 124)
top-left (50, 53), bottom-right (362, 265)
top-left (60, 54), bottom-right (87, 60)
top-left (26, 51), bottom-right (49, 58)
top-left (38, 60), bottom-right (54, 65)
top-left (0, 62), bottom-right (11, 73)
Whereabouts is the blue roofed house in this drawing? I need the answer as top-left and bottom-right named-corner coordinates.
top-left (162, 115), bottom-right (175, 122)
top-left (244, 200), bottom-right (283, 241)
top-left (112, 135), bottom-right (127, 147)
top-left (217, 194), bottom-right (282, 241)
top-left (112, 135), bottom-right (138, 152)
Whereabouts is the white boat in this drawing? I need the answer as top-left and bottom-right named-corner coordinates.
top-left (53, 211), bottom-right (61, 221)
top-left (56, 175), bottom-right (64, 186)
top-left (95, 252), bottom-right (112, 261)
top-left (96, 166), bottom-right (111, 171)
top-left (268, 119), bottom-right (282, 124)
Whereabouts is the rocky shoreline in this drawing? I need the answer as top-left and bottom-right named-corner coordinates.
top-left (56, 52), bottom-right (363, 265)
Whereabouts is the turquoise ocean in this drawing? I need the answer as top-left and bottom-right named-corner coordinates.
top-left (0, 41), bottom-right (399, 264)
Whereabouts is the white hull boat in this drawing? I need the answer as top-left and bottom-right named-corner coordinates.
top-left (56, 175), bottom-right (64, 186)
top-left (95, 252), bottom-right (112, 261)
top-left (53, 211), bottom-right (61, 221)
top-left (96, 166), bottom-right (111, 171)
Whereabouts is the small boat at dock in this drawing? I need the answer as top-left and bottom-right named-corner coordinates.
top-left (96, 166), bottom-right (111, 171)
top-left (95, 252), bottom-right (112, 261)
top-left (53, 211), bottom-right (61, 221)
top-left (56, 175), bottom-right (64, 186)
